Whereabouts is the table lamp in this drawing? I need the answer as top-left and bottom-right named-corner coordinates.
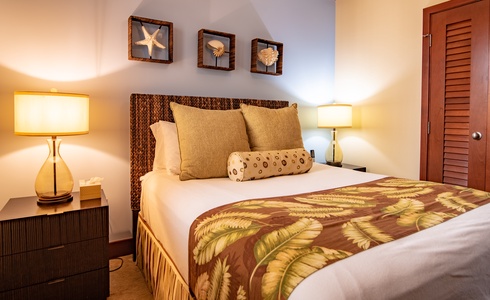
top-left (14, 90), bottom-right (89, 204)
top-left (317, 103), bottom-right (352, 166)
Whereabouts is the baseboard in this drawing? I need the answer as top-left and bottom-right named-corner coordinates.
top-left (109, 238), bottom-right (133, 259)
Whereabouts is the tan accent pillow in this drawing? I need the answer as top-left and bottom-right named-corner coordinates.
top-left (227, 148), bottom-right (312, 182)
top-left (240, 103), bottom-right (304, 151)
top-left (170, 102), bottom-right (250, 180)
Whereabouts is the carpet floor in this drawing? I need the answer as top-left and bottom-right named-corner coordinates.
top-left (108, 255), bottom-right (153, 299)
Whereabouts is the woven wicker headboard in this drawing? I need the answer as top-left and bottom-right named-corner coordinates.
top-left (129, 93), bottom-right (289, 212)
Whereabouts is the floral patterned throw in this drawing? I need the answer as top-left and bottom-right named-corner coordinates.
top-left (188, 177), bottom-right (490, 300)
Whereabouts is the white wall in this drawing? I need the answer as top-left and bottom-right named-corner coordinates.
top-left (0, 0), bottom-right (335, 240)
top-left (334, 0), bottom-right (448, 178)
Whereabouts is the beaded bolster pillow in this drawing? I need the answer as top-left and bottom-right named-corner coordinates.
top-left (227, 148), bottom-right (313, 182)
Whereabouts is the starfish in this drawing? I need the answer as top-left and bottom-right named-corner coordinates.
top-left (135, 25), bottom-right (166, 57)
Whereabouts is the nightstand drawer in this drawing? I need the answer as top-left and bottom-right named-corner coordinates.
top-left (0, 237), bottom-right (108, 292)
top-left (0, 206), bottom-right (108, 256)
top-left (0, 192), bottom-right (109, 298)
top-left (0, 268), bottom-right (109, 300)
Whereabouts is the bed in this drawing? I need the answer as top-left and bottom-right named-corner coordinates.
top-left (130, 94), bottom-right (490, 300)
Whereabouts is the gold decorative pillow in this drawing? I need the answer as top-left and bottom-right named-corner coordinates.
top-left (170, 102), bottom-right (251, 180)
top-left (227, 148), bottom-right (312, 182)
top-left (240, 103), bottom-right (304, 151)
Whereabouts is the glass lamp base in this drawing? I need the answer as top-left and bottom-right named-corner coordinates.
top-left (35, 138), bottom-right (74, 206)
top-left (37, 193), bottom-right (73, 205)
top-left (325, 128), bottom-right (344, 167)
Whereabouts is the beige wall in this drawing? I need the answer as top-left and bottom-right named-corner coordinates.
top-left (335, 0), bottom-right (447, 178)
top-left (1, 0), bottom-right (454, 240)
top-left (0, 0), bottom-right (335, 240)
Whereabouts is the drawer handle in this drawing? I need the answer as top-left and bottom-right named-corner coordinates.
top-left (48, 278), bottom-right (65, 285)
top-left (47, 245), bottom-right (65, 251)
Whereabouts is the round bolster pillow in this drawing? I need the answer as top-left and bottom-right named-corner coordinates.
top-left (227, 148), bottom-right (313, 182)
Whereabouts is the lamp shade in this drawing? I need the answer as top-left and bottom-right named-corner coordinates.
top-left (14, 91), bottom-right (89, 136)
top-left (317, 104), bottom-right (352, 128)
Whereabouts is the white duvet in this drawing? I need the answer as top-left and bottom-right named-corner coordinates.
top-left (140, 163), bottom-right (490, 299)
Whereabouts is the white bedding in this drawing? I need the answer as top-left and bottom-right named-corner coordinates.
top-left (140, 163), bottom-right (490, 299)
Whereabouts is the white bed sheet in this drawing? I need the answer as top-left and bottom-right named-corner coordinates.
top-left (140, 163), bottom-right (490, 299)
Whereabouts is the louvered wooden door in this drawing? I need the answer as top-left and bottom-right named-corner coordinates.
top-left (421, 0), bottom-right (490, 191)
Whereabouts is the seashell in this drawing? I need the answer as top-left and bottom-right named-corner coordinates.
top-left (257, 47), bottom-right (279, 66)
top-left (206, 40), bottom-right (225, 57)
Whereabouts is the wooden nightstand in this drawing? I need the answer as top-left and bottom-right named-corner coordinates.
top-left (0, 191), bottom-right (109, 299)
top-left (330, 163), bottom-right (367, 172)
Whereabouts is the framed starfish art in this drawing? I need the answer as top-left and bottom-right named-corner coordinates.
top-left (128, 16), bottom-right (173, 64)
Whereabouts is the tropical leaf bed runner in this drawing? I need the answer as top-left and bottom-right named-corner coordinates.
top-left (188, 177), bottom-right (490, 300)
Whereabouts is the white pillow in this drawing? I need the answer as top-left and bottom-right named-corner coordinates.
top-left (150, 121), bottom-right (181, 175)
top-left (150, 121), bottom-right (166, 171)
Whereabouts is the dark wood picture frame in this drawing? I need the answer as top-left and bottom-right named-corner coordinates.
top-left (251, 38), bottom-right (283, 76)
top-left (198, 29), bottom-right (235, 71)
top-left (128, 16), bottom-right (173, 64)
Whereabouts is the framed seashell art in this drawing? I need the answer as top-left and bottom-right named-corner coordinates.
top-left (251, 38), bottom-right (283, 75)
top-left (198, 29), bottom-right (235, 71)
top-left (128, 16), bottom-right (173, 64)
